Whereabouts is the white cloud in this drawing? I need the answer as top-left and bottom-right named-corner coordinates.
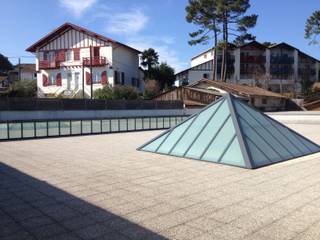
top-left (127, 36), bottom-right (188, 72)
top-left (103, 9), bottom-right (149, 35)
top-left (59, 0), bottom-right (97, 18)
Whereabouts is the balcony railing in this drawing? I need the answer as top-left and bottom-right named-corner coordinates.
top-left (270, 56), bottom-right (294, 64)
top-left (39, 60), bottom-right (60, 69)
top-left (83, 56), bottom-right (107, 66)
top-left (240, 55), bottom-right (266, 63)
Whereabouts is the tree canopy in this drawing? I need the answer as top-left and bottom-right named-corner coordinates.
top-left (305, 10), bottom-right (320, 45)
top-left (140, 48), bottom-right (159, 78)
top-left (185, 0), bottom-right (258, 81)
top-left (151, 63), bottom-right (175, 90)
top-left (0, 54), bottom-right (13, 74)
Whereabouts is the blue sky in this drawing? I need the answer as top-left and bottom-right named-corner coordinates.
top-left (0, 0), bottom-right (319, 71)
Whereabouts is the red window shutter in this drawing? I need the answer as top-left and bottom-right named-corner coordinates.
top-left (101, 71), bottom-right (108, 85)
top-left (86, 72), bottom-right (91, 85)
top-left (58, 51), bottom-right (65, 61)
top-left (56, 73), bottom-right (62, 86)
top-left (74, 49), bottom-right (80, 60)
top-left (42, 74), bottom-right (48, 87)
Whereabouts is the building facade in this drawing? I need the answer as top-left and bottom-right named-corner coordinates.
top-left (26, 23), bottom-right (144, 98)
top-left (176, 41), bottom-right (320, 94)
top-left (8, 64), bottom-right (37, 83)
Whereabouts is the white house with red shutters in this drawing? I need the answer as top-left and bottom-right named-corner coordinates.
top-left (26, 23), bottom-right (144, 98)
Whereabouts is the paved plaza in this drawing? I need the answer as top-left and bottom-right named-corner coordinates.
top-left (1, 123), bottom-right (320, 240)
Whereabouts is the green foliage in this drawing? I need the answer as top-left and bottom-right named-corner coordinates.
top-left (151, 63), bottom-right (175, 90)
top-left (185, 0), bottom-right (258, 81)
top-left (261, 41), bottom-right (275, 47)
top-left (113, 85), bottom-right (140, 100)
top-left (141, 48), bottom-right (159, 78)
top-left (93, 85), bottom-right (113, 100)
top-left (143, 79), bottom-right (161, 99)
top-left (305, 10), bottom-right (320, 45)
top-left (94, 85), bottom-right (140, 100)
top-left (186, 0), bottom-right (220, 46)
top-left (6, 80), bottom-right (37, 97)
top-left (0, 53), bottom-right (13, 74)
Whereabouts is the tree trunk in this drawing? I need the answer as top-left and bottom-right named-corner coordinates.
top-left (213, 30), bottom-right (218, 80)
top-left (222, 12), bottom-right (228, 82)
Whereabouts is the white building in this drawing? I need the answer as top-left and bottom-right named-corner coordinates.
top-left (26, 23), bottom-right (144, 98)
top-left (176, 41), bottom-right (320, 94)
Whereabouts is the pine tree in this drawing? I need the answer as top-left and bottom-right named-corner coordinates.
top-left (186, 0), bottom-right (220, 80)
top-left (216, 0), bottom-right (257, 81)
top-left (305, 10), bottom-right (320, 45)
top-left (186, 0), bottom-right (257, 82)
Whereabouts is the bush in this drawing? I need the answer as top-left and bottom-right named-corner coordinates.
top-left (143, 79), bottom-right (160, 99)
top-left (93, 85), bottom-right (140, 100)
top-left (113, 85), bottom-right (140, 100)
top-left (93, 85), bottom-right (113, 100)
top-left (7, 80), bottom-right (37, 97)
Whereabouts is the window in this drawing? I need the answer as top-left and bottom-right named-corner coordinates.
top-left (73, 49), bottom-right (80, 61)
top-left (39, 52), bottom-right (44, 61)
top-left (66, 50), bottom-right (73, 62)
top-left (262, 98), bottom-right (267, 105)
top-left (121, 72), bottom-right (125, 85)
top-left (49, 74), bottom-right (56, 85)
top-left (203, 73), bottom-right (209, 79)
top-left (92, 71), bottom-right (101, 84)
top-left (204, 54), bottom-right (207, 59)
top-left (48, 51), bottom-right (55, 62)
top-left (114, 70), bottom-right (119, 84)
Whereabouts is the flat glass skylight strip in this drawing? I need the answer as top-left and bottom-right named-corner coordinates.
top-left (237, 101), bottom-right (301, 156)
top-left (238, 116), bottom-right (284, 161)
top-left (200, 115), bottom-right (232, 161)
top-left (183, 99), bottom-right (226, 158)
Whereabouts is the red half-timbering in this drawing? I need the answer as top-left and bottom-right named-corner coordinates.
top-left (73, 49), bottom-right (80, 60)
top-left (42, 74), bottom-right (48, 86)
top-left (56, 73), bottom-right (62, 86)
top-left (101, 71), bottom-right (108, 85)
top-left (86, 72), bottom-right (91, 85)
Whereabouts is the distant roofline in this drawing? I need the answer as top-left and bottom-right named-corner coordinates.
top-left (26, 22), bottom-right (141, 53)
top-left (191, 42), bottom-right (237, 60)
top-left (190, 40), bottom-right (320, 63)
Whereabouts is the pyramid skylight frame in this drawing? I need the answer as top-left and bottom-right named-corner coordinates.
top-left (138, 94), bottom-right (320, 169)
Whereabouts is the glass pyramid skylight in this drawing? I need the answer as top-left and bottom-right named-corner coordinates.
top-left (138, 94), bottom-right (320, 169)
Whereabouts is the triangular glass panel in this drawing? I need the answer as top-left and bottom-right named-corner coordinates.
top-left (138, 94), bottom-right (320, 169)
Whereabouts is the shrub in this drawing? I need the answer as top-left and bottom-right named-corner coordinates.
top-left (112, 85), bottom-right (140, 100)
top-left (93, 85), bottom-right (113, 100)
top-left (143, 79), bottom-right (160, 99)
top-left (93, 85), bottom-right (140, 100)
top-left (7, 80), bottom-right (37, 97)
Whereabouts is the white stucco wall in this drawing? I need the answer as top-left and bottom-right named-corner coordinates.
top-left (112, 45), bottom-right (143, 92)
top-left (191, 49), bottom-right (214, 67)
